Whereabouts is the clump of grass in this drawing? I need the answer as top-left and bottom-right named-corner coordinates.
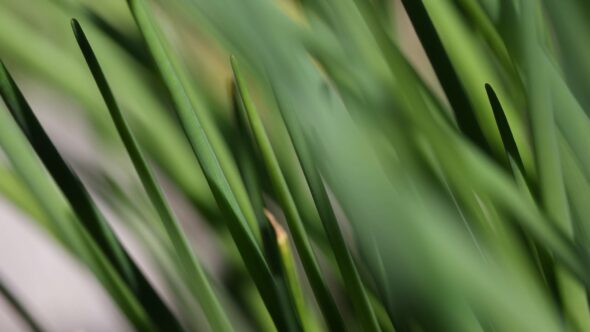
top-left (1, 0), bottom-right (590, 331)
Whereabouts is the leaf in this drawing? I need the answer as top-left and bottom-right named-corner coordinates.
top-left (71, 19), bottom-right (233, 332)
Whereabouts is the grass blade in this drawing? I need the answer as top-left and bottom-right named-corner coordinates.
top-left (231, 56), bottom-right (345, 331)
top-left (273, 91), bottom-right (381, 331)
top-left (0, 61), bottom-right (183, 332)
top-left (71, 19), bottom-right (233, 332)
top-left (399, 0), bottom-right (491, 155)
top-left (264, 210), bottom-right (318, 332)
top-left (126, 1), bottom-right (296, 330)
top-left (485, 83), bottom-right (525, 173)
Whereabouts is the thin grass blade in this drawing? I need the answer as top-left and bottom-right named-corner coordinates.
top-left (398, 0), bottom-right (491, 156)
top-left (231, 56), bottom-right (345, 331)
top-left (126, 1), bottom-right (295, 330)
top-left (264, 210), bottom-right (316, 332)
top-left (71, 19), bottom-right (233, 332)
top-left (273, 91), bottom-right (381, 331)
top-left (485, 83), bottom-right (525, 174)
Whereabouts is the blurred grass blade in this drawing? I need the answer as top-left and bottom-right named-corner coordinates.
top-left (520, 1), bottom-right (590, 330)
top-left (561, 141), bottom-right (590, 253)
top-left (71, 19), bottom-right (233, 332)
top-left (0, 166), bottom-right (51, 232)
top-left (0, 276), bottom-right (44, 332)
top-left (126, 1), bottom-right (296, 330)
top-left (0, 61), bottom-right (184, 332)
top-left (231, 55), bottom-right (345, 331)
top-left (273, 94), bottom-right (381, 331)
top-left (550, 59), bottom-right (590, 182)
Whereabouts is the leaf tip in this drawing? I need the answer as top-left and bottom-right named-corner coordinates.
top-left (264, 209), bottom-right (287, 245)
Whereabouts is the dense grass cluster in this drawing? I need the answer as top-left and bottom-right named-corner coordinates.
top-left (1, 0), bottom-right (590, 331)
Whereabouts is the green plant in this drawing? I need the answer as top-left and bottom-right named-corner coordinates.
top-left (1, 0), bottom-right (590, 331)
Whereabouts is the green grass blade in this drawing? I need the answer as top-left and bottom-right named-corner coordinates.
top-left (0, 61), bottom-right (184, 332)
top-left (126, 1), bottom-right (295, 330)
top-left (231, 86), bottom-right (306, 332)
top-left (273, 92), bottom-right (381, 331)
top-left (231, 56), bottom-right (345, 331)
top-left (399, 0), bottom-right (491, 156)
top-left (550, 60), bottom-right (590, 183)
top-left (561, 140), bottom-right (590, 253)
top-left (71, 19), bottom-right (233, 332)
top-left (0, 276), bottom-right (44, 332)
top-left (265, 210), bottom-right (318, 332)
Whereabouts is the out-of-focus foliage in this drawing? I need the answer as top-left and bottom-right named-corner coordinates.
top-left (1, 0), bottom-right (590, 331)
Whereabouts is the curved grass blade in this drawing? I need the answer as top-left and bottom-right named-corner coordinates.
top-left (398, 0), bottom-right (491, 156)
top-left (0, 61), bottom-right (184, 332)
top-left (231, 56), bottom-right (345, 331)
top-left (0, 276), bottom-right (44, 332)
top-left (71, 19), bottom-right (233, 332)
top-left (126, 1), bottom-right (295, 330)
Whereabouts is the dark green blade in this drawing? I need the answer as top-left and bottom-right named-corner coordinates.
top-left (485, 83), bottom-right (525, 173)
top-left (399, 0), bottom-right (491, 156)
top-left (0, 61), bottom-right (184, 332)
top-left (71, 18), bottom-right (233, 332)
